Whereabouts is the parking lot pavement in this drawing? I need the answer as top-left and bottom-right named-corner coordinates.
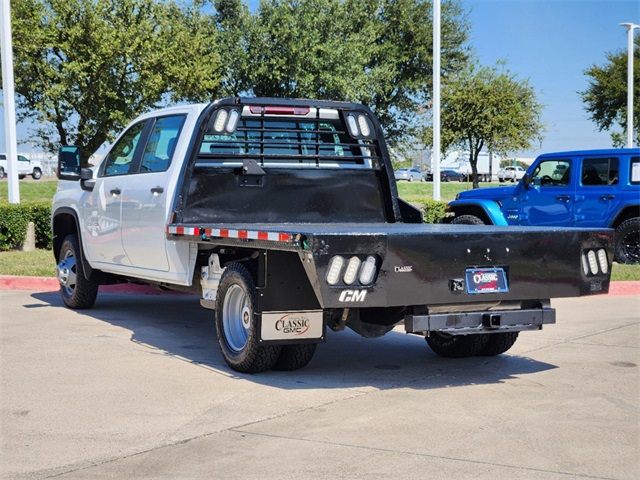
top-left (1, 290), bottom-right (638, 480)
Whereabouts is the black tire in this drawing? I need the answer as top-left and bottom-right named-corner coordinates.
top-left (273, 343), bottom-right (317, 371)
top-left (499, 178), bottom-right (504, 183)
top-left (477, 332), bottom-right (519, 356)
top-left (0, 167), bottom-right (4, 178)
top-left (32, 168), bottom-right (42, 180)
top-left (215, 263), bottom-right (281, 373)
top-left (615, 217), bottom-right (640, 264)
top-left (426, 333), bottom-right (489, 358)
top-left (18, 174), bottom-right (26, 180)
top-left (57, 234), bottom-right (99, 309)
top-left (451, 214), bottom-right (486, 225)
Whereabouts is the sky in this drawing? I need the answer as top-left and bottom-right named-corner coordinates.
top-left (1, 0), bottom-right (639, 158)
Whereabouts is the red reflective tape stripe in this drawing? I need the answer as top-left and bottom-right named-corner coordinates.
top-left (279, 233), bottom-right (291, 242)
top-left (205, 228), bottom-right (212, 236)
top-left (258, 231), bottom-right (269, 240)
top-left (220, 229), bottom-right (229, 238)
top-left (238, 230), bottom-right (248, 239)
top-left (176, 227), bottom-right (185, 235)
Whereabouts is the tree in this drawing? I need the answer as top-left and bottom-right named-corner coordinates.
top-left (432, 63), bottom-right (544, 188)
top-left (190, 0), bottom-right (470, 150)
top-left (581, 33), bottom-right (640, 147)
top-left (9, 0), bottom-right (223, 162)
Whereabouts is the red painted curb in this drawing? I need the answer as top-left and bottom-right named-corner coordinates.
top-left (0, 275), bottom-right (638, 297)
top-left (0, 276), bottom-right (191, 295)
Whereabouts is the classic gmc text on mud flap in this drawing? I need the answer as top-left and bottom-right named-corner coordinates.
top-left (52, 98), bottom-right (614, 373)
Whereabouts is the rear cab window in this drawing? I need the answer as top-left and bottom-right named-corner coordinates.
top-left (197, 106), bottom-right (379, 170)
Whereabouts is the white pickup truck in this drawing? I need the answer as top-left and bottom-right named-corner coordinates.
top-left (51, 98), bottom-right (613, 373)
top-left (0, 153), bottom-right (43, 180)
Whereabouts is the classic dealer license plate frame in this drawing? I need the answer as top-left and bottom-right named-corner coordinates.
top-left (465, 267), bottom-right (509, 294)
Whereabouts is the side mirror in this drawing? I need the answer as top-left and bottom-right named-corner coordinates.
top-left (80, 167), bottom-right (96, 192)
top-left (57, 145), bottom-right (82, 181)
top-left (522, 173), bottom-right (532, 190)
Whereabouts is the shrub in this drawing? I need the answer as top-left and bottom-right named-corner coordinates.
top-left (422, 200), bottom-right (449, 224)
top-left (0, 202), bottom-right (52, 251)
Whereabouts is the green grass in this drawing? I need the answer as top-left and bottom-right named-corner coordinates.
top-left (0, 178), bottom-right (58, 203)
top-left (396, 180), bottom-right (504, 204)
top-left (0, 249), bottom-right (56, 277)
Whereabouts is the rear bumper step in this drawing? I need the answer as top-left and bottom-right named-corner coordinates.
top-left (405, 308), bottom-right (556, 335)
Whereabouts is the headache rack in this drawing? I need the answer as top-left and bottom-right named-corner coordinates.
top-left (196, 104), bottom-right (382, 169)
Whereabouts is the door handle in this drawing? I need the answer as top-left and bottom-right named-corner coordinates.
top-left (600, 194), bottom-right (615, 200)
top-left (150, 187), bottom-right (164, 195)
top-left (556, 195), bottom-right (570, 201)
top-left (109, 188), bottom-right (121, 196)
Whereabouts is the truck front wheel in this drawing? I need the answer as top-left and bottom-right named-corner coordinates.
top-left (57, 234), bottom-right (98, 309)
top-left (426, 333), bottom-right (489, 358)
top-left (615, 218), bottom-right (640, 264)
top-left (215, 263), bottom-right (281, 373)
top-left (477, 332), bottom-right (519, 356)
top-left (32, 168), bottom-right (42, 180)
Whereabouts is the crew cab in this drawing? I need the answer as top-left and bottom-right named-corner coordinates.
top-left (0, 153), bottom-right (43, 180)
top-left (446, 149), bottom-right (639, 264)
top-left (51, 99), bottom-right (614, 373)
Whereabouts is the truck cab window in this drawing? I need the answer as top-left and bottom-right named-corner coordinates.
top-left (103, 121), bottom-right (145, 176)
top-left (140, 115), bottom-right (186, 173)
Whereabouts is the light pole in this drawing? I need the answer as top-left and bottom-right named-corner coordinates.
top-left (619, 22), bottom-right (639, 148)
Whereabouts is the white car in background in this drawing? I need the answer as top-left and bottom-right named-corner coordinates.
top-left (394, 168), bottom-right (424, 182)
top-left (0, 153), bottom-right (44, 180)
top-left (497, 165), bottom-right (526, 183)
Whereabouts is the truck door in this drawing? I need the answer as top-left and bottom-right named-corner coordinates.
top-left (519, 158), bottom-right (574, 226)
top-left (81, 121), bottom-right (147, 266)
top-left (574, 156), bottom-right (621, 227)
top-left (119, 115), bottom-right (186, 271)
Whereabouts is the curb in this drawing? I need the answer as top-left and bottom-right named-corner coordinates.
top-left (1, 275), bottom-right (638, 297)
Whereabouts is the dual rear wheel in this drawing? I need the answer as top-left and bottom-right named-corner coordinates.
top-left (214, 263), bottom-right (316, 373)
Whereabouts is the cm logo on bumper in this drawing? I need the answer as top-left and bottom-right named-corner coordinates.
top-left (338, 289), bottom-right (367, 302)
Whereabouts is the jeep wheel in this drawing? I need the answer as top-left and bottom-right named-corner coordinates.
top-left (215, 263), bottom-right (281, 373)
top-left (426, 333), bottom-right (489, 358)
top-left (57, 234), bottom-right (99, 309)
top-left (615, 218), bottom-right (640, 264)
top-left (451, 214), bottom-right (486, 225)
top-left (273, 344), bottom-right (317, 371)
top-left (32, 168), bottom-right (42, 180)
top-left (477, 332), bottom-right (519, 356)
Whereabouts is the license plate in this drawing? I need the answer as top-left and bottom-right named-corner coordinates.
top-left (465, 268), bottom-right (508, 294)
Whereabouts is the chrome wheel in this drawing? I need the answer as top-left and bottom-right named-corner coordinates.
top-left (222, 284), bottom-right (251, 352)
top-left (57, 250), bottom-right (77, 296)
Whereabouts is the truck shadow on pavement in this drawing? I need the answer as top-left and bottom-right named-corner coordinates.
top-left (31, 291), bottom-right (557, 391)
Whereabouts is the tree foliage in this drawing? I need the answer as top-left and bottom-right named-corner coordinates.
top-left (9, 0), bottom-right (222, 161)
top-left (581, 33), bottom-right (640, 147)
top-left (430, 63), bottom-right (544, 188)
top-left (7, 0), bottom-right (471, 158)
top-left (202, 0), bottom-right (471, 149)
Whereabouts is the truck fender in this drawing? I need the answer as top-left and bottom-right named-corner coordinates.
top-left (446, 199), bottom-right (508, 226)
top-left (51, 207), bottom-right (95, 281)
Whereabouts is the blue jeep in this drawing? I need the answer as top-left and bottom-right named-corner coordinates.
top-left (446, 149), bottom-right (640, 264)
